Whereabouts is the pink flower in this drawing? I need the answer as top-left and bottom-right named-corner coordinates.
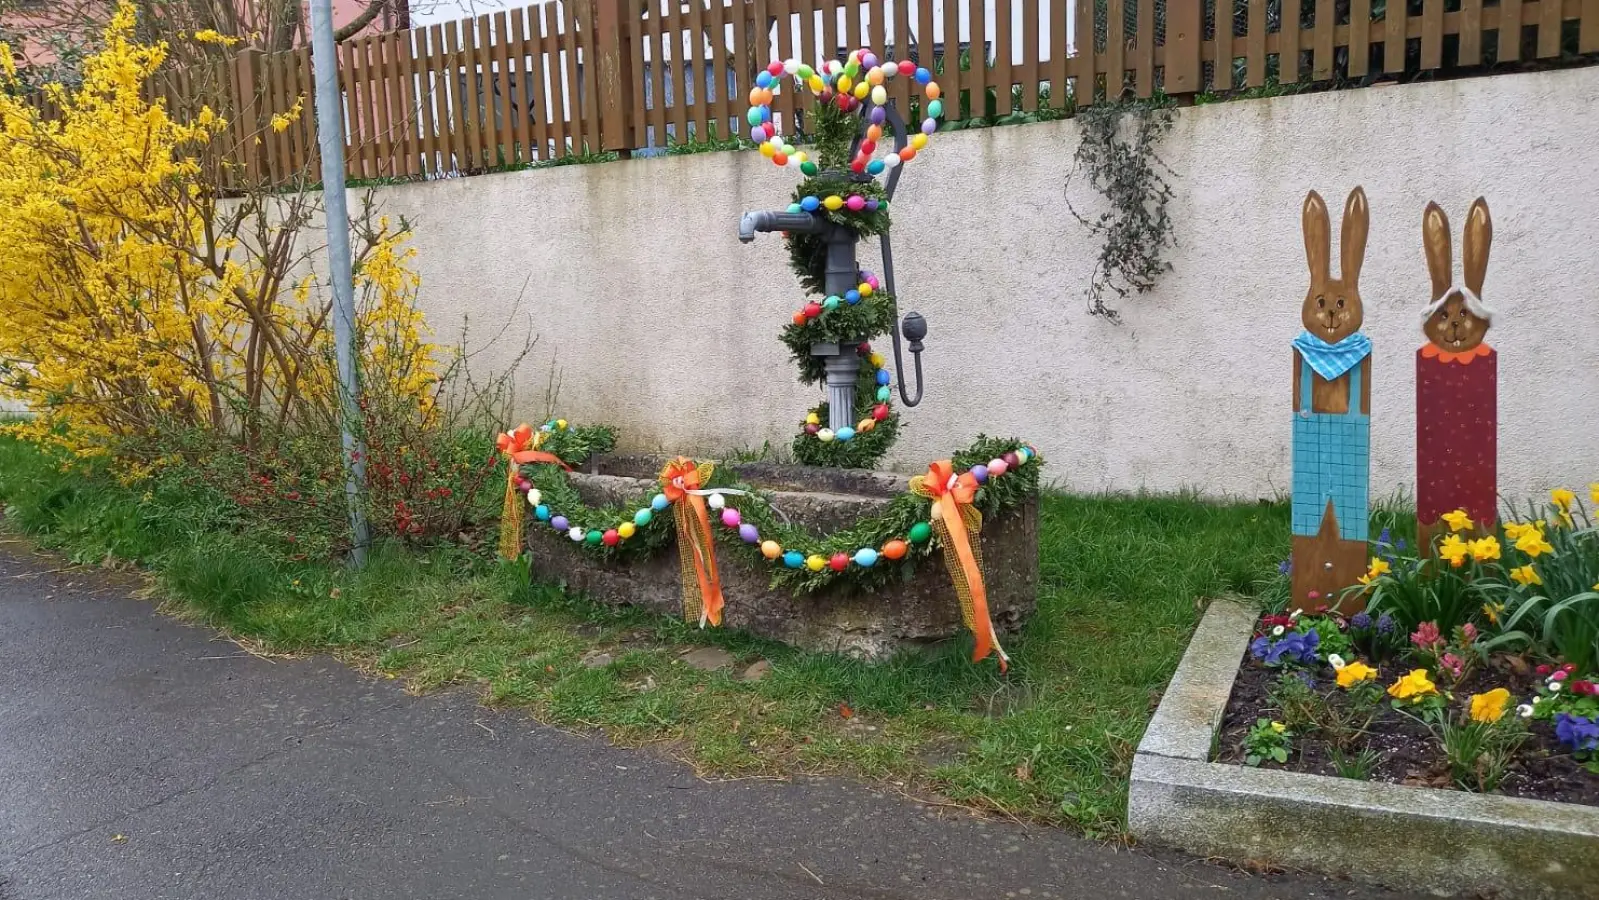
top-left (1563, 663), bottom-right (1579, 674)
top-left (1537, 664), bottom-right (1553, 676)
top-left (1440, 653), bottom-right (1465, 679)
top-left (1573, 680), bottom-right (1597, 696)
top-left (1460, 623), bottom-right (1478, 645)
top-left (1552, 670), bottom-right (1569, 682)
top-left (1411, 622), bottom-right (1443, 649)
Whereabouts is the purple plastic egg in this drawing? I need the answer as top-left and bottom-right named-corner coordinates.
top-left (869, 106), bottom-right (886, 124)
top-left (865, 199), bottom-right (879, 212)
top-left (970, 464), bottom-right (989, 484)
top-left (1002, 451), bottom-right (1020, 468)
top-left (739, 523), bottom-right (760, 543)
top-left (862, 52), bottom-right (878, 69)
top-left (750, 126), bottom-right (766, 142)
top-left (551, 515), bottom-right (569, 531)
top-left (921, 117), bottom-right (937, 135)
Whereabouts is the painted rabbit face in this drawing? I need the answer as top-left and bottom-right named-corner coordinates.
top-left (1422, 198), bottom-right (1494, 352)
top-left (1301, 188), bottom-right (1369, 344)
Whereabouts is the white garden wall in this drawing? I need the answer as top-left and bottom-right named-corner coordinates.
top-left (372, 65), bottom-right (1599, 501)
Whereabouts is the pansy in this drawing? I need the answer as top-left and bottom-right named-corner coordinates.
top-left (1270, 721), bottom-right (1287, 734)
top-left (1554, 713), bottom-right (1599, 752)
top-left (1469, 688), bottom-right (1510, 723)
top-left (1510, 564), bottom-right (1542, 587)
top-left (1388, 669), bottom-right (1438, 701)
top-left (1441, 509), bottom-right (1474, 533)
top-left (1336, 660), bottom-right (1377, 688)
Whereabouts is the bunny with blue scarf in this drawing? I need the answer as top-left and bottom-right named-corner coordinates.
top-left (1290, 187), bottom-right (1373, 615)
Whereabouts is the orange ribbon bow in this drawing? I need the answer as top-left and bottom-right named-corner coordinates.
top-left (495, 424), bottom-right (570, 561)
top-left (910, 460), bottom-right (1008, 670)
top-left (661, 457), bottom-right (726, 627)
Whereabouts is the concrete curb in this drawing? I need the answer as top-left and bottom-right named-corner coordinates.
top-left (1130, 598), bottom-right (1599, 899)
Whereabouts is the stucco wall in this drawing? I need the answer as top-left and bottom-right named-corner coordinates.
top-left (375, 65), bottom-right (1599, 501)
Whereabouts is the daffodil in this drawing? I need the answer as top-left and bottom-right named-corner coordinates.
top-left (1552, 488), bottom-right (1576, 510)
top-left (1469, 536), bottom-right (1501, 562)
top-left (1482, 601), bottom-right (1505, 625)
top-left (1504, 521), bottom-right (1534, 541)
top-left (1510, 565), bottom-right (1542, 587)
top-left (1515, 529), bottom-right (1555, 559)
top-left (1438, 534), bottom-right (1470, 568)
top-left (1441, 509), bottom-right (1474, 533)
top-left (1336, 660), bottom-right (1377, 688)
top-left (1358, 556), bottom-right (1390, 585)
top-left (1590, 483), bottom-right (1599, 506)
top-left (1469, 688), bottom-right (1510, 723)
top-left (1388, 669), bottom-right (1438, 701)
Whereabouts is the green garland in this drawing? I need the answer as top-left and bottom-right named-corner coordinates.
top-left (519, 435), bottom-right (1040, 596)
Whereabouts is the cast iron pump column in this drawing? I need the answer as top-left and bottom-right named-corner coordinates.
top-left (738, 103), bottom-right (928, 434)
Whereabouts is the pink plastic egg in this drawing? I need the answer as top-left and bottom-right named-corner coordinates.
top-left (846, 195), bottom-right (866, 211)
top-left (721, 508), bottom-right (742, 527)
top-left (986, 458), bottom-right (1008, 477)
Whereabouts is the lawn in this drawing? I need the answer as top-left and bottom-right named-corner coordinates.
top-left (0, 433), bottom-right (1286, 837)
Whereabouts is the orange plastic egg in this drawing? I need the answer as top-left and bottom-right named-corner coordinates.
top-left (881, 540), bottom-right (908, 560)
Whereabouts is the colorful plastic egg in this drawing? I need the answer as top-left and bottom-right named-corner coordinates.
top-left (568, 526), bottom-right (585, 541)
top-left (706, 493), bottom-right (725, 510)
top-left (865, 199), bottom-right (880, 212)
top-left (882, 539), bottom-right (908, 560)
top-left (876, 386), bottom-right (891, 402)
top-left (908, 522), bottom-right (933, 543)
top-left (525, 488), bottom-right (542, 507)
top-left (914, 67), bottom-right (931, 84)
top-left (921, 117), bottom-right (937, 135)
top-left (792, 312), bottom-right (807, 326)
top-left (651, 493), bottom-right (670, 511)
top-left (836, 426), bottom-right (856, 441)
top-left (618, 522), bottom-right (637, 539)
top-left (987, 458), bottom-right (1009, 477)
top-left (861, 52), bottom-right (878, 69)
top-left (783, 550), bottom-right (805, 569)
top-left (739, 523), bottom-right (760, 543)
top-left (899, 147), bottom-right (916, 162)
top-left (761, 540), bottom-right (782, 559)
top-left (869, 106), bottom-right (886, 124)
top-left (870, 85), bottom-right (887, 105)
top-left (845, 289), bottom-right (861, 304)
top-left (797, 64), bottom-right (813, 79)
top-left (551, 515), bottom-right (569, 531)
top-left (756, 71), bottom-right (773, 88)
top-left (910, 133), bottom-right (928, 150)
top-left (787, 202), bottom-right (802, 214)
top-left (823, 296), bottom-right (840, 310)
top-left (585, 529), bottom-right (604, 545)
top-left (875, 369), bottom-right (891, 386)
top-left (853, 548), bottom-right (879, 567)
top-left (720, 508), bottom-right (741, 527)
top-left (633, 508), bottom-right (653, 526)
top-left (766, 60), bottom-right (785, 76)
top-left (867, 160), bottom-right (885, 175)
top-left (970, 463), bottom-right (989, 484)
top-left (783, 58), bottom-right (799, 74)
top-left (928, 99), bottom-right (944, 118)
top-left (1002, 451), bottom-right (1020, 468)
top-left (926, 82), bottom-right (942, 100)
top-left (800, 195), bottom-right (820, 212)
top-left (602, 529), bottom-right (620, 547)
top-left (873, 403), bottom-right (890, 420)
top-left (800, 161), bottom-right (818, 176)
top-left (883, 153), bottom-right (901, 169)
top-left (828, 553), bottom-right (849, 572)
top-left (817, 428), bottom-right (835, 442)
top-left (805, 554), bottom-right (826, 572)
top-left (804, 423), bottom-right (820, 435)
top-left (857, 418), bottom-right (875, 432)
top-left (898, 60), bottom-right (916, 76)
top-left (858, 282), bottom-right (873, 297)
top-left (803, 301), bottom-right (822, 318)
top-left (535, 504), bottom-right (551, 521)
top-left (846, 195), bottom-right (866, 211)
top-left (823, 195), bottom-right (844, 211)
top-left (805, 412), bottom-right (821, 426)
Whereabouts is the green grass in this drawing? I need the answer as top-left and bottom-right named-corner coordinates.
top-left (0, 432), bottom-right (1287, 837)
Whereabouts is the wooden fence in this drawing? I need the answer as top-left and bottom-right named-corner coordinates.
top-left (35, 0), bottom-right (1599, 184)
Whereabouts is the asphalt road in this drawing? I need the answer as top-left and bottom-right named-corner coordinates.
top-left (0, 542), bottom-right (1419, 900)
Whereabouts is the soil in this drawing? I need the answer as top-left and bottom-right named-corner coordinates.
top-left (1216, 654), bottom-right (1599, 806)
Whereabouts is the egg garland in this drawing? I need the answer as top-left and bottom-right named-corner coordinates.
top-left (749, 48), bottom-right (943, 180)
top-left (513, 436), bottom-right (1041, 580)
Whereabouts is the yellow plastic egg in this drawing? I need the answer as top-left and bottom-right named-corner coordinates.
top-left (805, 554), bottom-right (826, 572)
top-left (618, 522), bottom-right (636, 539)
top-left (823, 195), bottom-right (844, 211)
top-left (869, 352), bottom-right (885, 367)
top-left (858, 283), bottom-right (874, 297)
top-left (870, 85), bottom-right (887, 105)
top-left (760, 142), bottom-right (776, 158)
top-left (555, 419), bottom-right (567, 430)
top-left (853, 82), bottom-right (870, 100)
top-left (808, 75), bottom-right (825, 92)
top-left (857, 418), bottom-right (875, 433)
top-left (910, 133), bottom-right (928, 150)
top-left (805, 412), bottom-right (820, 425)
top-left (838, 75), bottom-right (853, 93)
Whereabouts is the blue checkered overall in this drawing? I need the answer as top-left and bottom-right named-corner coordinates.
top-left (1291, 359), bottom-right (1369, 542)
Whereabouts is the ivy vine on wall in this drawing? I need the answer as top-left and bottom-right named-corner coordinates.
top-left (1064, 98), bottom-right (1178, 322)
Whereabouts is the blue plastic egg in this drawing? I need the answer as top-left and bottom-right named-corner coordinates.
top-left (800, 196), bottom-right (820, 212)
top-left (875, 369), bottom-right (891, 386)
top-left (535, 504), bottom-right (551, 521)
top-left (651, 493), bottom-right (670, 511)
top-left (783, 550), bottom-right (804, 569)
top-left (845, 289), bottom-right (861, 304)
top-left (867, 159), bottom-right (885, 175)
top-left (914, 67), bottom-right (931, 84)
top-left (756, 71), bottom-right (773, 88)
top-left (836, 426), bottom-right (855, 441)
top-left (853, 548), bottom-right (878, 567)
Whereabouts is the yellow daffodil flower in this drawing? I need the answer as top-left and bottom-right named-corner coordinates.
top-left (1358, 556), bottom-right (1391, 585)
top-left (1469, 688), bottom-right (1511, 723)
top-left (1441, 509), bottom-right (1474, 533)
top-left (1590, 483), bottom-right (1599, 506)
top-left (1388, 669), bottom-right (1438, 701)
top-left (1336, 661), bottom-right (1377, 688)
top-left (1509, 565), bottom-right (1541, 587)
top-left (1469, 536), bottom-right (1501, 562)
top-left (1482, 602), bottom-right (1504, 625)
top-left (1515, 529), bottom-right (1555, 559)
top-left (1503, 521), bottom-right (1534, 541)
top-left (1551, 488), bottom-right (1576, 510)
top-left (1438, 534), bottom-right (1470, 568)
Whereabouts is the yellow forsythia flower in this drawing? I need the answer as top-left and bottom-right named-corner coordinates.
top-left (1336, 660), bottom-right (1378, 688)
top-left (1551, 488), bottom-right (1576, 510)
top-left (1469, 536), bottom-right (1501, 562)
top-left (1510, 565), bottom-right (1541, 587)
top-left (1438, 534), bottom-right (1471, 568)
top-left (1469, 688), bottom-right (1510, 723)
top-left (1388, 669), bottom-right (1438, 701)
top-left (1515, 529), bottom-right (1555, 559)
top-left (1442, 509), bottom-right (1474, 533)
top-left (190, 28), bottom-right (241, 46)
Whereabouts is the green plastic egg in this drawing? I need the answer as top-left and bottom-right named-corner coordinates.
top-left (908, 522), bottom-right (933, 543)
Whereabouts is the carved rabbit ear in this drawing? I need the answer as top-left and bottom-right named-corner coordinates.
top-left (1462, 197), bottom-right (1492, 297)
top-left (1303, 190), bottom-right (1331, 284)
top-left (1422, 201), bottom-right (1453, 301)
top-left (1340, 187), bottom-right (1369, 287)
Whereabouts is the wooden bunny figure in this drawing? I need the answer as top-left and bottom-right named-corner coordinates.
top-left (1291, 187), bottom-right (1372, 615)
top-left (1417, 198), bottom-right (1496, 552)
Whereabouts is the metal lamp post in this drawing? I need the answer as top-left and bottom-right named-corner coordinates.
top-left (739, 102), bottom-right (928, 433)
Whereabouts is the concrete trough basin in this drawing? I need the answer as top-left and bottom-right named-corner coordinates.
top-left (1129, 598), bottom-right (1599, 899)
top-left (525, 453), bottom-right (1039, 659)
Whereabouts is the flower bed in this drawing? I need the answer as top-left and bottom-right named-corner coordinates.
top-left (1218, 485), bottom-right (1599, 802)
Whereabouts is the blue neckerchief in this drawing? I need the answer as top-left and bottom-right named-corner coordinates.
top-left (1293, 331), bottom-right (1372, 381)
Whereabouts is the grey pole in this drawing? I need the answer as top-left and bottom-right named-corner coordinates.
top-left (309, 0), bottom-right (370, 567)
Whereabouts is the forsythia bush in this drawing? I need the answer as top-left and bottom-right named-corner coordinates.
top-left (0, 3), bottom-right (437, 466)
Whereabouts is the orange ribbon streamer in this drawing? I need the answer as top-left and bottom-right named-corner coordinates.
top-left (911, 460), bottom-right (1008, 670)
top-left (495, 424), bottom-right (572, 561)
top-left (661, 457), bottom-right (726, 627)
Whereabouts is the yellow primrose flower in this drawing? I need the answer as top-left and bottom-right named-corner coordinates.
top-left (1388, 669), bottom-right (1438, 701)
top-left (1270, 721), bottom-right (1287, 734)
top-left (1515, 529), bottom-right (1555, 559)
top-left (1358, 556), bottom-right (1391, 585)
top-left (1552, 488), bottom-right (1575, 510)
top-left (1469, 688), bottom-right (1511, 723)
top-left (1469, 536), bottom-right (1501, 562)
top-left (1336, 661), bottom-right (1378, 688)
top-left (1438, 534), bottom-right (1470, 568)
top-left (1441, 509), bottom-right (1474, 533)
top-left (1482, 602), bottom-right (1504, 625)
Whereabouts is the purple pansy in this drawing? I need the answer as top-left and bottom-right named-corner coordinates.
top-left (1555, 714), bottom-right (1599, 752)
top-left (1250, 629), bottom-right (1321, 667)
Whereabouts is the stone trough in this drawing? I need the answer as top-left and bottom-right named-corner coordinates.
top-left (524, 453), bottom-right (1039, 659)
